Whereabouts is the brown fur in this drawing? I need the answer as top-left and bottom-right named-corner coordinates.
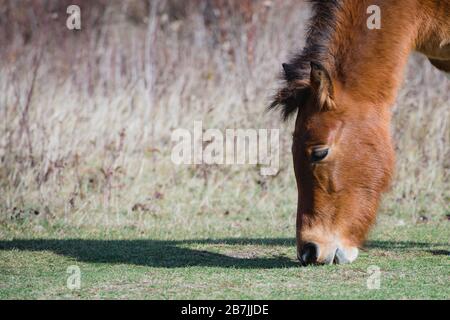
top-left (270, 0), bottom-right (450, 264)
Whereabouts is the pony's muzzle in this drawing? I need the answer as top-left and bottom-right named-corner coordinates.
top-left (298, 242), bottom-right (334, 266)
top-left (333, 248), bottom-right (352, 264)
top-left (298, 242), bottom-right (359, 266)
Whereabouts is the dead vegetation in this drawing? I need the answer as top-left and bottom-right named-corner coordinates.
top-left (0, 0), bottom-right (448, 228)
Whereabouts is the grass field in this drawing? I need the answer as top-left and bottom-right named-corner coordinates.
top-left (1, 216), bottom-right (449, 299)
top-left (0, 1), bottom-right (449, 300)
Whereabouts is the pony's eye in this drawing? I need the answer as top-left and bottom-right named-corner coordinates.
top-left (311, 148), bottom-right (329, 162)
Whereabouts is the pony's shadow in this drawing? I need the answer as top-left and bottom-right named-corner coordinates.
top-left (0, 238), bottom-right (298, 269)
top-left (0, 238), bottom-right (447, 269)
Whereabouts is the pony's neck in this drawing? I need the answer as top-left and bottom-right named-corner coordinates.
top-left (327, 0), bottom-right (420, 106)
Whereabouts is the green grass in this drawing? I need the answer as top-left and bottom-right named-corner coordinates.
top-left (0, 217), bottom-right (448, 299)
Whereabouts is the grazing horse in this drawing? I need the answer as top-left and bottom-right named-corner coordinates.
top-left (269, 0), bottom-right (450, 265)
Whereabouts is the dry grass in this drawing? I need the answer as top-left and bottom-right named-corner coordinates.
top-left (0, 0), bottom-right (448, 230)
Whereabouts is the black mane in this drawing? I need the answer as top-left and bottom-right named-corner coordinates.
top-left (269, 0), bottom-right (341, 120)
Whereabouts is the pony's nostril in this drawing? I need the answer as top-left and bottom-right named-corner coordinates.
top-left (300, 242), bottom-right (319, 265)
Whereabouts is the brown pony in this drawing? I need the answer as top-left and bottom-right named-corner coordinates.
top-left (270, 0), bottom-right (450, 265)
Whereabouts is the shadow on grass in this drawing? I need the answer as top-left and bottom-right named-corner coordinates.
top-left (365, 240), bottom-right (449, 256)
top-left (0, 238), bottom-right (298, 269)
top-left (0, 238), bottom-right (447, 268)
top-left (365, 240), bottom-right (448, 250)
top-left (428, 250), bottom-right (450, 256)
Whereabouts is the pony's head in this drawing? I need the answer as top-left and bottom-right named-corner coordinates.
top-left (270, 62), bottom-right (395, 265)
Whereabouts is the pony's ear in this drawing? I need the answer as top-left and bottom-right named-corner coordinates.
top-left (282, 63), bottom-right (297, 81)
top-left (310, 62), bottom-right (336, 110)
top-left (268, 80), bottom-right (311, 121)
